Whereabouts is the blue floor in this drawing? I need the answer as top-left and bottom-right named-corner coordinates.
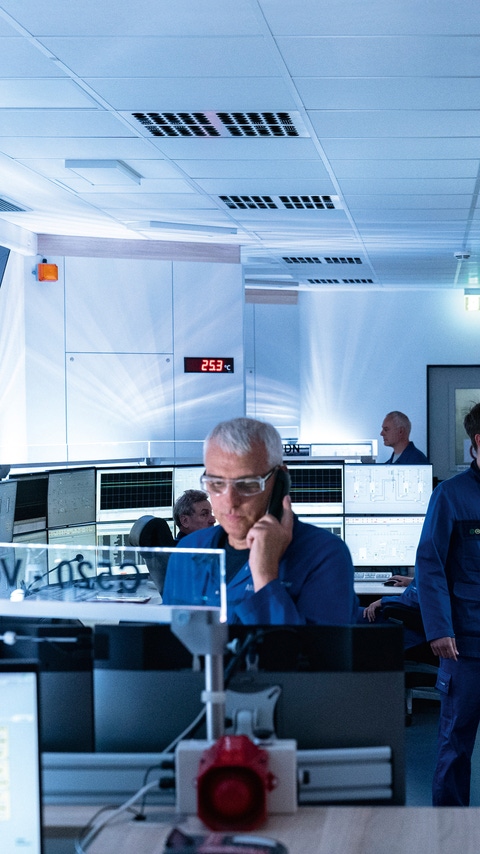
top-left (405, 699), bottom-right (480, 805)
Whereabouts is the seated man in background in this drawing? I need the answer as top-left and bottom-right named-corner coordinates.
top-left (163, 417), bottom-right (358, 624)
top-left (360, 576), bottom-right (426, 650)
top-left (380, 411), bottom-right (429, 464)
top-left (173, 488), bottom-right (215, 542)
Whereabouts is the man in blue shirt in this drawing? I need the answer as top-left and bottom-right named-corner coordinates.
top-left (381, 411), bottom-right (429, 464)
top-left (173, 489), bottom-right (215, 543)
top-left (163, 417), bottom-right (358, 625)
top-left (416, 401), bottom-right (480, 805)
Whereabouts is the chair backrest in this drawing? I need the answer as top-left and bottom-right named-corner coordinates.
top-left (128, 514), bottom-right (175, 548)
top-left (128, 515), bottom-right (175, 594)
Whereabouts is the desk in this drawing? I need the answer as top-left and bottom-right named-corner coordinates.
top-left (44, 804), bottom-right (480, 854)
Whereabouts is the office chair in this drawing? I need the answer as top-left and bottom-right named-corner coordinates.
top-left (128, 514), bottom-right (175, 595)
top-left (381, 600), bottom-right (440, 726)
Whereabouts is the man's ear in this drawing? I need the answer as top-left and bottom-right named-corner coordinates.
top-left (180, 513), bottom-right (191, 531)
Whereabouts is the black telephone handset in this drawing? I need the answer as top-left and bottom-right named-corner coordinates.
top-left (267, 468), bottom-right (291, 521)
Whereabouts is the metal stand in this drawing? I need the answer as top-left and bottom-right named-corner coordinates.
top-left (170, 608), bottom-right (228, 741)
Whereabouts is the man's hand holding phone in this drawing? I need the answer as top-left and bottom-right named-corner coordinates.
top-left (246, 491), bottom-right (294, 592)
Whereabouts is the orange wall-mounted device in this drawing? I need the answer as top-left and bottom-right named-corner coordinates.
top-left (37, 262), bottom-right (58, 281)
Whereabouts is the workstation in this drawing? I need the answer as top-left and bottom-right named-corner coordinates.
top-left (2, 1), bottom-right (480, 851)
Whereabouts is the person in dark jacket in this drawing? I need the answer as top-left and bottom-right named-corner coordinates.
top-left (381, 410), bottom-right (429, 464)
top-left (163, 417), bottom-right (358, 625)
top-left (416, 401), bottom-right (480, 805)
top-left (173, 489), bottom-right (215, 542)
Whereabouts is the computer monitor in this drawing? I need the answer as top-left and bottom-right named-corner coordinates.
top-left (0, 624), bottom-right (94, 751)
top-left (0, 480), bottom-right (16, 542)
top-left (93, 623), bottom-right (206, 752)
top-left (11, 474), bottom-right (48, 537)
top-left (344, 464), bottom-right (433, 515)
top-left (287, 462), bottom-right (344, 515)
top-left (344, 515), bottom-right (425, 567)
top-left (298, 515), bottom-right (344, 538)
top-left (96, 467), bottom-right (174, 523)
top-left (225, 625), bottom-right (405, 804)
top-left (173, 465), bottom-right (205, 502)
top-left (47, 467), bottom-right (96, 529)
top-left (0, 659), bottom-right (43, 854)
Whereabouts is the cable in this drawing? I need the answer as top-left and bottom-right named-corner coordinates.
top-left (74, 779), bottom-right (160, 853)
top-left (134, 631), bottom-right (260, 820)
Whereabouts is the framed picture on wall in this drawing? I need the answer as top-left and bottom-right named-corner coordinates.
top-left (427, 365), bottom-right (480, 482)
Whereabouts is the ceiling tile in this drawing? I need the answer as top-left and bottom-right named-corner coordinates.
top-left (39, 36), bottom-right (280, 77)
top-left (278, 35), bottom-right (480, 77)
top-left (260, 0), bottom-right (480, 36)
top-left (0, 79), bottom-right (97, 108)
top-left (85, 77), bottom-right (294, 111)
top-left (0, 0), bottom-right (260, 36)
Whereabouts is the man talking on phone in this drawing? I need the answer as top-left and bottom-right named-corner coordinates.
top-left (163, 417), bottom-right (358, 624)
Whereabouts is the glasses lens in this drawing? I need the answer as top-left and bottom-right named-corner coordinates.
top-left (235, 479), bottom-right (262, 496)
top-left (201, 477), bottom-right (226, 494)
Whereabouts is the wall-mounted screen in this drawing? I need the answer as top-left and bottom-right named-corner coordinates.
top-left (173, 465), bottom-right (204, 502)
top-left (287, 462), bottom-right (343, 514)
top-left (12, 475), bottom-right (48, 535)
top-left (298, 516), bottom-right (344, 539)
top-left (96, 467), bottom-right (173, 523)
top-left (47, 467), bottom-right (96, 529)
top-left (0, 480), bottom-right (16, 542)
top-left (344, 464), bottom-right (432, 515)
top-left (344, 515), bottom-right (425, 568)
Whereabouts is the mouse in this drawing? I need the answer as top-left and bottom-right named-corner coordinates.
top-left (383, 579), bottom-right (397, 586)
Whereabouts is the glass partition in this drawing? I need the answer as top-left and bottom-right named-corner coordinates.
top-left (0, 541), bottom-right (226, 624)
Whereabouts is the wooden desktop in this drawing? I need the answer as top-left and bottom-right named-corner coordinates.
top-left (44, 803), bottom-right (480, 854)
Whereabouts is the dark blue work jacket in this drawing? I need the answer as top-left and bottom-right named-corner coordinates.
top-left (386, 441), bottom-right (429, 464)
top-left (162, 516), bottom-right (358, 625)
top-left (416, 461), bottom-right (480, 657)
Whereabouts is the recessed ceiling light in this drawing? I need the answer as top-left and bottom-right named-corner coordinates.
top-left (136, 221), bottom-right (237, 235)
top-left (65, 160), bottom-right (142, 186)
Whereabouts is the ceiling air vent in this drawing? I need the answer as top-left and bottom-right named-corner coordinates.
top-left (324, 257), bottom-right (363, 265)
top-left (0, 197), bottom-right (27, 213)
top-left (216, 112), bottom-right (304, 137)
top-left (219, 195), bottom-right (340, 211)
top-left (280, 195), bottom-right (336, 210)
top-left (282, 256), bottom-right (323, 264)
top-left (132, 112), bottom-right (221, 137)
top-left (220, 195), bottom-right (278, 210)
top-left (307, 277), bottom-right (374, 285)
top-left (131, 111), bottom-right (309, 138)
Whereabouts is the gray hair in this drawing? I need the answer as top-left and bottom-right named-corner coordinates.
top-left (204, 417), bottom-right (283, 468)
top-left (385, 410), bottom-right (411, 435)
top-left (173, 489), bottom-right (209, 527)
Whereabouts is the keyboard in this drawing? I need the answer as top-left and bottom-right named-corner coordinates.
top-left (354, 571), bottom-right (393, 581)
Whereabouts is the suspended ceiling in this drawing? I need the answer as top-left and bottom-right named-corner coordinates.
top-left (0, 0), bottom-right (480, 290)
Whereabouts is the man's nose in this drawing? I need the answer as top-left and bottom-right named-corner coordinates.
top-left (223, 483), bottom-right (242, 504)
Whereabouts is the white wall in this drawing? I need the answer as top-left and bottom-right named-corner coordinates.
top-left (299, 289), bottom-right (480, 458)
top-left (3, 246), bottom-right (480, 467)
top-left (245, 302), bottom-right (300, 436)
top-left (0, 253), bottom-right (244, 464)
top-left (0, 251), bottom-right (28, 462)
top-left (248, 289), bottom-right (480, 461)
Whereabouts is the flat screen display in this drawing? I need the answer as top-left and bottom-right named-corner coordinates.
top-left (344, 515), bottom-right (425, 567)
top-left (288, 463), bottom-right (343, 514)
top-left (344, 464), bottom-right (433, 515)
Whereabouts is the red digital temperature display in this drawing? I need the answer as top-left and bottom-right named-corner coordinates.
top-left (184, 357), bottom-right (234, 373)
